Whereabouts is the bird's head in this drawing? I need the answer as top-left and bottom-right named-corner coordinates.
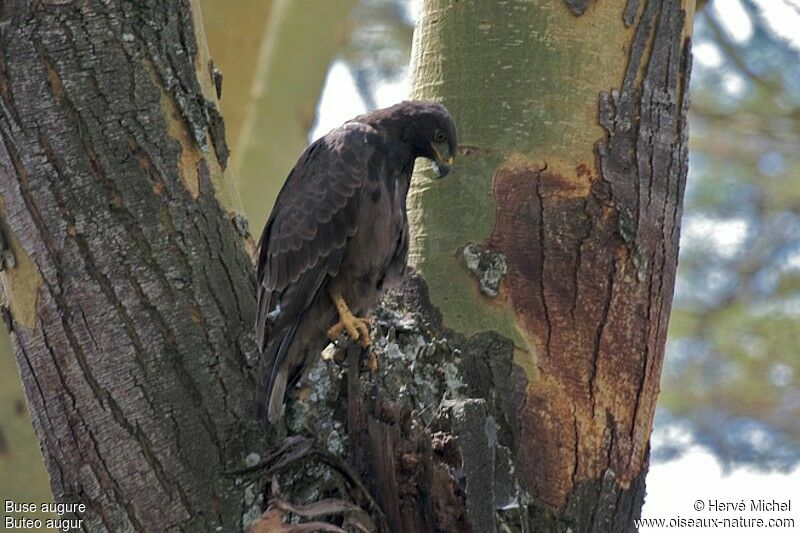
top-left (394, 101), bottom-right (458, 178)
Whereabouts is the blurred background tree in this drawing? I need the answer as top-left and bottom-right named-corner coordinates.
top-left (655, 0), bottom-right (800, 472)
top-left (1, 0), bottom-right (797, 515)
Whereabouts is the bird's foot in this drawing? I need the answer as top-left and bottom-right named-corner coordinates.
top-left (328, 312), bottom-right (371, 348)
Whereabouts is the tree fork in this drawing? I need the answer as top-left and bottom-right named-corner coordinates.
top-left (262, 0), bottom-right (694, 530)
top-left (0, 1), bottom-right (263, 530)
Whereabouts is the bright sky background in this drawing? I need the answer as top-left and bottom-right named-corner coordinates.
top-left (311, 1), bottom-right (800, 529)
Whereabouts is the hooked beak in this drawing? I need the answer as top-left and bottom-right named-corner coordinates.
top-left (430, 142), bottom-right (454, 178)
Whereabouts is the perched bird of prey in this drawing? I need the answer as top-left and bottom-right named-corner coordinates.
top-left (255, 100), bottom-right (457, 426)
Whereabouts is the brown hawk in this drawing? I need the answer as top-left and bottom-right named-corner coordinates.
top-left (255, 101), bottom-right (457, 426)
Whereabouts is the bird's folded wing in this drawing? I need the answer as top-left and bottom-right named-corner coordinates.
top-left (255, 123), bottom-right (375, 351)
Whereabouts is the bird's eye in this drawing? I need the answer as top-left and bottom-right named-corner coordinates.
top-left (433, 130), bottom-right (446, 143)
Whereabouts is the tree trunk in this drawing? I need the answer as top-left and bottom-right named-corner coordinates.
top-left (407, 0), bottom-right (694, 529)
top-left (0, 1), bottom-right (263, 530)
top-left (232, 0), bottom-right (359, 230)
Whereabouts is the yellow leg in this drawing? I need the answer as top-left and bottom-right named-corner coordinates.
top-left (327, 290), bottom-right (371, 347)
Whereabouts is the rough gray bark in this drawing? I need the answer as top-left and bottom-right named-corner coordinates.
top-left (0, 1), bottom-right (262, 530)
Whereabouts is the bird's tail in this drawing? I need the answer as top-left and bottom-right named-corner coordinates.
top-left (256, 333), bottom-right (291, 429)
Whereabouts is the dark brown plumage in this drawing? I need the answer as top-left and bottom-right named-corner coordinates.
top-left (256, 100), bottom-right (457, 426)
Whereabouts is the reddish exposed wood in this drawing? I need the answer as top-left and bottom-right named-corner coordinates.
top-left (484, 0), bottom-right (693, 523)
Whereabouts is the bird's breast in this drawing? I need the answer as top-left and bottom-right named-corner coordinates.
top-left (356, 177), bottom-right (408, 267)
top-left (337, 170), bottom-right (410, 314)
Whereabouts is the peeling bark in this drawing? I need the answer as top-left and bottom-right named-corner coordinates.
top-left (0, 1), bottom-right (261, 530)
top-left (406, 0), bottom-right (695, 530)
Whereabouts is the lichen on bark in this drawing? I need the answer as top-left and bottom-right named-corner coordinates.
top-left (269, 273), bottom-right (529, 532)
